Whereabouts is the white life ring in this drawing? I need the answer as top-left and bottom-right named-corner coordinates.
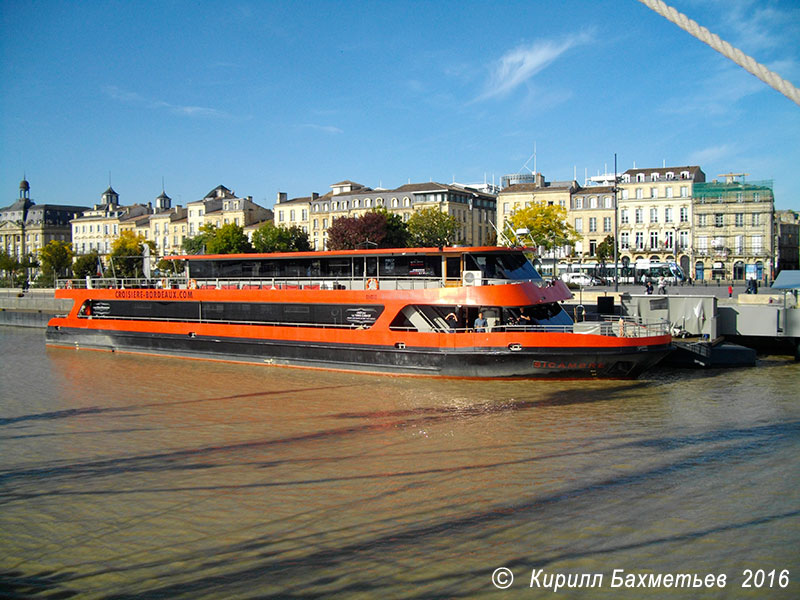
top-left (366, 278), bottom-right (378, 290)
top-left (188, 279), bottom-right (197, 290)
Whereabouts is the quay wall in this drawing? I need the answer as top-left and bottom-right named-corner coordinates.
top-left (0, 289), bottom-right (68, 328)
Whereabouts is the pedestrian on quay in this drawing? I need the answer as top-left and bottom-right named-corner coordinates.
top-left (728, 284), bottom-right (733, 298)
top-left (657, 276), bottom-right (667, 295)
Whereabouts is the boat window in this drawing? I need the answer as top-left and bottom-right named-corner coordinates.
top-left (81, 300), bottom-right (384, 329)
top-left (464, 252), bottom-right (542, 281)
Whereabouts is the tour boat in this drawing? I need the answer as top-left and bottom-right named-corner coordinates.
top-left (46, 246), bottom-right (672, 378)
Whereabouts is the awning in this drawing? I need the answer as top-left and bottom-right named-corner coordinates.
top-left (771, 270), bottom-right (800, 290)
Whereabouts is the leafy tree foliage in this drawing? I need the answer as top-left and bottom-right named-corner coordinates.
top-left (326, 211), bottom-right (406, 250)
top-left (252, 222), bottom-right (311, 253)
top-left (73, 251), bottom-right (102, 279)
top-left (205, 223), bottom-right (252, 254)
top-left (596, 235), bottom-right (616, 262)
top-left (39, 240), bottom-right (74, 277)
top-left (407, 207), bottom-right (460, 247)
top-left (0, 250), bottom-right (20, 286)
top-left (182, 223), bottom-right (216, 254)
top-left (372, 207), bottom-right (410, 248)
top-left (110, 231), bottom-right (155, 278)
top-left (503, 204), bottom-right (580, 253)
top-left (156, 258), bottom-right (185, 275)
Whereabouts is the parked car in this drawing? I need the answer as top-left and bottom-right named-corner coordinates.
top-left (561, 272), bottom-right (604, 287)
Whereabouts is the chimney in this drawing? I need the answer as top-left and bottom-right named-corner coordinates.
top-left (311, 192), bottom-right (319, 200)
top-left (276, 191), bottom-right (287, 204)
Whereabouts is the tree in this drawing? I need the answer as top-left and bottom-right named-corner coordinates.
top-left (39, 240), bottom-right (74, 278)
top-left (407, 207), bottom-right (460, 247)
top-left (503, 204), bottom-right (580, 253)
top-left (596, 235), bottom-right (616, 263)
top-left (252, 222), bottom-right (311, 253)
top-left (110, 231), bottom-right (155, 278)
top-left (372, 207), bottom-right (409, 248)
top-left (205, 223), bottom-right (252, 254)
top-left (0, 250), bottom-right (20, 286)
top-left (326, 211), bottom-right (404, 250)
top-left (182, 224), bottom-right (216, 254)
top-left (73, 251), bottom-right (101, 279)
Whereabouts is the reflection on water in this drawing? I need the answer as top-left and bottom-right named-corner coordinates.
top-left (1, 326), bottom-right (799, 598)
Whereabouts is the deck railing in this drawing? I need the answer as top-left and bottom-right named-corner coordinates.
top-left (54, 275), bottom-right (551, 292)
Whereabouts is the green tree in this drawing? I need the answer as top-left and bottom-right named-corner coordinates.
top-left (503, 204), bottom-right (580, 253)
top-left (205, 223), bottom-right (252, 254)
top-left (596, 235), bottom-right (616, 262)
top-left (39, 240), bottom-right (74, 278)
top-left (109, 231), bottom-right (155, 278)
top-left (182, 224), bottom-right (216, 254)
top-left (73, 251), bottom-right (102, 279)
top-left (252, 222), bottom-right (311, 253)
top-left (0, 250), bottom-right (20, 286)
top-left (372, 207), bottom-right (409, 248)
top-left (156, 258), bottom-right (184, 275)
top-left (407, 207), bottom-right (460, 247)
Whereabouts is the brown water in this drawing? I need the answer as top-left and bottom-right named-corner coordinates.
top-left (1, 326), bottom-right (799, 598)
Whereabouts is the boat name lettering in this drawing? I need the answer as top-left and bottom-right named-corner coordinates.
top-left (533, 361), bottom-right (605, 370)
top-left (113, 290), bottom-right (194, 300)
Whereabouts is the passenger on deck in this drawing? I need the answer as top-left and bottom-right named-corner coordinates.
top-left (474, 311), bottom-right (487, 333)
top-left (445, 311), bottom-right (459, 333)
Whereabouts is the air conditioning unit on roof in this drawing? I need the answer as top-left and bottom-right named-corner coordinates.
top-left (462, 271), bottom-right (482, 286)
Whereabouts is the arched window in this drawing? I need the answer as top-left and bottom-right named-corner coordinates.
top-left (392, 198), bottom-right (398, 207)
top-left (353, 199), bottom-right (360, 208)
top-left (365, 198), bottom-right (372, 207)
top-left (403, 197), bottom-right (410, 207)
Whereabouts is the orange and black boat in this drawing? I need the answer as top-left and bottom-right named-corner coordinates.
top-left (46, 246), bottom-right (672, 378)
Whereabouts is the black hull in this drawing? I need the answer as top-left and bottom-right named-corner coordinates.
top-left (45, 326), bottom-right (671, 379)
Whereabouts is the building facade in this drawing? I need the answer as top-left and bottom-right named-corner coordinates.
top-left (71, 187), bottom-right (150, 256)
top-left (775, 210), bottom-right (799, 274)
top-left (617, 166), bottom-right (702, 277)
top-left (186, 185), bottom-right (273, 241)
top-left (275, 180), bottom-right (496, 250)
top-left (1, 178), bottom-right (87, 263)
top-left (496, 173), bottom-right (577, 243)
top-left (567, 185), bottom-right (615, 257)
top-left (692, 175), bottom-right (775, 282)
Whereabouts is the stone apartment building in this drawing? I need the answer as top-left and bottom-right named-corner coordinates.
top-left (775, 209), bottom-right (799, 274)
top-left (73, 184), bottom-right (273, 260)
top-left (274, 180), bottom-right (496, 250)
top-left (496, 173), bottom-right (577, 243)
top-left (616, 166), bottom-right (702, 278)
top-left (567, 184), bottom-right (616, 257)
top-left (692, 174), bottom-right (775, 282)
top-left (1, 178), bottom-right (88, 263)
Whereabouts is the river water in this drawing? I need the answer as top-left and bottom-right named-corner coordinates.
top-left (1, 325), bottom-right (798, 599)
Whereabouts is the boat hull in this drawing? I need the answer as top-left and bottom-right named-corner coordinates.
top-left (45, 325), bottom-right (671, 379)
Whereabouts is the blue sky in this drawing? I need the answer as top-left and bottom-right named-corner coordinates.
top-left (2, 0), bottom-right (799, 211)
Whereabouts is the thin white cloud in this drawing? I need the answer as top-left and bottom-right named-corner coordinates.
top-left (300, 124), bottom-right (343, 135)
top-left (688, 144), bottom-right (734, 164)
top-left (103, 86), bottom-right (232, 119)
top-left (477, 33), bottom-right (592, 102)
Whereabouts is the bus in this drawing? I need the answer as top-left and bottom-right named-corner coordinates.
top-left (633, 260), bottom-right (685, 284)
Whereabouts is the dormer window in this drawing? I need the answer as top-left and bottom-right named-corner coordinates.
top-left (666, 172), bottom-right (675, 180)
top-left (623, 174), bottom-right (631, 183)
top-left (681, 171), bottom-right (690, 179)
top-left (651, 173), bottom-right (659, 181)
top-left (636, 173), bottom-right (645, 182)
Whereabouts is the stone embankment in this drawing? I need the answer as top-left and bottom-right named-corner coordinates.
top-left (0, 289), bottom-right (70, 328)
